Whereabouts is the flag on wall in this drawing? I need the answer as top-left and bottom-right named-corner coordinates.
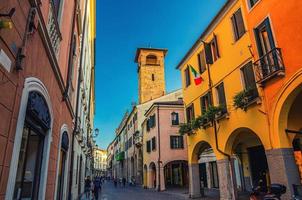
top-left (188, 65), bottom-right (203, 85)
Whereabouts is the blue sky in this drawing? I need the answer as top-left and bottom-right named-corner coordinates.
top-left (94, 0), bottom-right (227, 149)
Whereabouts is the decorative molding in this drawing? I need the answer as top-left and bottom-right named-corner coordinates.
top-left (5, 77), bottom-right (53, 200)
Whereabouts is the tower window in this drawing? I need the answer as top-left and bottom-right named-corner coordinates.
top-left (146, 55), bottom-right (158, 65)
top-left (152, 74), bottom-right (155, 81)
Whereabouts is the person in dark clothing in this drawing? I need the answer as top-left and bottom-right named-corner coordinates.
top-left (94, 177), bottom-right (101, 199)
top-left (84, 176), bottom-right (91, 199)
top-left (113, 178), bottom-right (117, 188)
top-left (122, 177), bottom-right (126, 187)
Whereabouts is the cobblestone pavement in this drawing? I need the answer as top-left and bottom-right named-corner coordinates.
top-left (80, 181), bottom-right (251, 200)
top-left (98, 181), bottom-right (186, 200)
top-left (80, 181), bottom-right (223, 200)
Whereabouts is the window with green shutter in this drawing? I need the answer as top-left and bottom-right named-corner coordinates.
top-left (146, 140), bottom-right (151, 153)
top-left (186, 104), bottom-right (195, 123)
top-left (170, 136), bottom-right (184, 149)
top-left (216, 83), bottom-right (227, 113)
top-left (198, 50), bottom-right (206, 73)
top-left (151, 137), bottom-right (156, 151)
top-left (184, 67), bottom-right (191, 87)
top-left (231, 8), bottom-right (245, 41)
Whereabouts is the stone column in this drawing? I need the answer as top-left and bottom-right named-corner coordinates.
top-left (188, 163), bottom-right (201, 198)
top-left (156, 165), bottom-right (165, 191)
top-left (206, 162), bottom-right (212, 188)
top-left (266, 148), bottom-right (300, 200)
top-left (217, 159), bottom-right (236, 200)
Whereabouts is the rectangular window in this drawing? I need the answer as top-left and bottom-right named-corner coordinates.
top-left (151, 137), bottom-right (156, 151)
top-left (146, 140), bottom-right (151, 153)
top-left (200, 92), bottom-right (212, 114)
top-left (184, 67), bottom-right (191, 87)
top-left (231, 8), bottom-right (245, 41)
top-left (125, 140), bottom-right (128, 150)
top-left (170, 136), bottom-right (184, 149)
top-left (198, 50), bottom-right (206, 73)
top-left (254, 18), bottom-right (275, 57)
top-left (186, 104), bottom-right (195, 123)
top-left (216, 83), bottom-right (227, 113)
top-left (146, 119), bottom-right (150, 132)
top-left (241, 61), bottom-right (258, 99)
top-left (248, 0), bottom-right (259, 8)
top-left (128, 137), bottom-right (132, 148)
top-left (210, 35), bottom-right (220, 62)
top-left (149, 114), bottom-right (156, 128)
top-left (53, 0), bottom-right (62, 17)
top-left (171, 112), bottom-right (179, 125)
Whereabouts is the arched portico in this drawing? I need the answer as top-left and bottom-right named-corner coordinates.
top-left (164, 160), bottom-right (188, 189)
top-left (148, 162), bottom-right (156, 189)
top-left (143, 164), bottom-right (148, 187)
top-left (270, 72), bottom-right (302, 199)
top-left (189, 141), bottom-right (220, 199)
top-left (225, 128), bottom-right (270, 194)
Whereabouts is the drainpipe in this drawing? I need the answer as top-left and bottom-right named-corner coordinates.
top-left (156, 106), bottom-right (162, 191)
top-left (68, 0), bottom-right (88, 198)
top-left (204, 41), bottom-right (237, 199)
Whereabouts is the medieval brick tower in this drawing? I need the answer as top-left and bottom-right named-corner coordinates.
top-left (135, 48), bottom-right (167, 104)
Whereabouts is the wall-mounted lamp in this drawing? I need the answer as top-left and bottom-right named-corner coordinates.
top-left (0, 8), bottom-right (15, 30)
top-left (0, 8), bottom-right (16, 18)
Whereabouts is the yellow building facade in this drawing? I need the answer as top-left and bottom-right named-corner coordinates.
top-left (178, 0), bottom-right (274, 199)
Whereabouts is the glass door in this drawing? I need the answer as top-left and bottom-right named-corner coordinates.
top-left (13, 125), bottom-right (45, 200)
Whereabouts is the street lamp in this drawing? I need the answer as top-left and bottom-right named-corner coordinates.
top-left (92, 128), bottom-right (99, 138)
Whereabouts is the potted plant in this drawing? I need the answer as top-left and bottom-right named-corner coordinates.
top-left (233, 88), bottom-right (253, 111)
top-left (205, 105), bottom-right (225, 121)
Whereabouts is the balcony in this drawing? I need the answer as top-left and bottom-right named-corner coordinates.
top-left (115, 151), bottom-right (125, 161)
top-left (254, 48), bottom-right (285, 84)
top-left (47, 1), bottom-right (62, 56)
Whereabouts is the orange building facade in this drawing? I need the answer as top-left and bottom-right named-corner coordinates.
top-left (241, 0), bottom-right (302, 198)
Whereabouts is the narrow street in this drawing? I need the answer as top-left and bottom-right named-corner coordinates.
top-left (80, 180), bottom-right (225, 200)
top-left (97, 181), bottom-right (187, 200)
top-left (81, 181), bottom-right (250, 200)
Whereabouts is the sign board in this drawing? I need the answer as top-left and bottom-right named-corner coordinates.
top-left (0, 49), bottom-right (12, 72)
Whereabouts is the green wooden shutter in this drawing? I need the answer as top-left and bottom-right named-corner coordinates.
top-left (235, 9), bottom-right (245, 39)
top-left (205, 43), bottom-right (213, 64)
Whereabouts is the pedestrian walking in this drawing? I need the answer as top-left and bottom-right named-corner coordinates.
top-left (84, 176), bottom-right (92, 199)
top-left (113, 178), bottom-right (117, 188)
top-left (90, 180), bottom-right (95, 198)
top-left (93, 177), bottom-right (101, 200)
top-left (122, 177), bottom-right (126, 187)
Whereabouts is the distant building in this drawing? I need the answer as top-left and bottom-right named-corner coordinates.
top-left (142, 99), bottom-right (188, 191)
top-left (94, 148), bottom-right (107, 176)
top-left (108, 47), bottom-right (185, 189)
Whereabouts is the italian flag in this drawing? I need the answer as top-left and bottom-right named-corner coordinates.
top-left (189, 65), bottom-right (203, 85)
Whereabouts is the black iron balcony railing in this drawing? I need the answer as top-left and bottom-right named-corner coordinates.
top-left (254, 48), bottom-right (285, 84)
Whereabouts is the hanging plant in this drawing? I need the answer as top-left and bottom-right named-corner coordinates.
top-left (192, 115), bottom-right (208, 129)
top-left (179, 123), bottom-right (193, 136)
top-left (233, 88), bottom-right (253, 111)
top-left (204, 105), bottom-right (225, 121)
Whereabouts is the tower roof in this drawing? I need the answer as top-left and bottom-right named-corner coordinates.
top-left (134, 47), bottom-right (168, 63)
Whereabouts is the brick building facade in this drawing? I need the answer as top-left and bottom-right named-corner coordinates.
top-left (0, 0), bottom-right (95, 199)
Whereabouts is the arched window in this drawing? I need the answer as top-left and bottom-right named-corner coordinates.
top-left (13, 91), bottom-right (51, 199)
top-left (146, 55), bottom-right (158, 65)
top-left (171, 112), bottom-right (179, 125)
